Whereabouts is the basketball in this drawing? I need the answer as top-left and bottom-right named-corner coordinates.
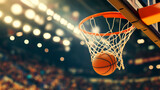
top-left (92, 52), bottom-right (117, 76)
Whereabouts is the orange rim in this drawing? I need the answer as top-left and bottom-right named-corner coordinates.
top-left (79, 12), bottom-right (135, 36)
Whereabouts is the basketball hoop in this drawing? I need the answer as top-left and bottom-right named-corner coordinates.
top-left (79, 12), bottom-right (135, 70)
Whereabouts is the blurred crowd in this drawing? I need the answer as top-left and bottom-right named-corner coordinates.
top-left (0, 47), bottom-right (160, 90)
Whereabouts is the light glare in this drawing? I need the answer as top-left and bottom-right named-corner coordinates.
top-left (137, 39), bottom-right (145, 44)
top-left (11, 4), bottom-right (23, 15)
top-left (33, 29), bottom-right (41, 36)
top-left (38, 3), bottom-right (47, 11)
top-left (24, 39), bottom-right (29, 44)
top-left (10, 36), bottom-right (15, 41)
top-left (25, 9), bottom-right (36, 20)
top-left (23, 24), bottom-right (32, 33)
top-left (4, 16), bottom-right (13, 24)
top-left (53, 36), bottom-right (61, 42)
top-left (63, 39), bottom-right (70, 46)
top-left (12, 20), bottom-right (21, 28)
top-left (43, 33), bottom-right (51, 39)
top-left (55, 29), bottom-right (64, 36)
top-left (0, 11), bottom-right (3, 18)
top-left (53, 13), bottom-right (61, 21)
top-left (37, 43), bottom-right (42, 48)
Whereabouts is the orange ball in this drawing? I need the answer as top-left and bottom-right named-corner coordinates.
top-left (92, 52), bottom-right (117, 76)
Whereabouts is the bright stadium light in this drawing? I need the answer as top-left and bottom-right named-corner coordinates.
top-left (55, 29), bottom-right (64, 36)
top-left (149, 65), bottom-right (153, 70)
top-left (45, 23), bottom-right (53, 31)
top-left (16, 32), bottom-right (23, 37)
top-left (4, 16), bottom-right (13, 24)
top-left (148, 45), bottom-right (155, 50)
top-left (23, 24), bottom-right (32, 33)
top-left (73, 27), bottom-right (80, 34)
top-left (67, 23), bottom-right (74, 30)
top-left (44, 48), bottom-right (49, 53)
top-left (0, 11), bottom-right (3, 18)
top-left (24, 39), bottom-right (29, 44)
top-left (92, 26), bottom-right (100, 33)
top-left (10, 36), bottom-right (15, 41)
top-left (80, 41), bottom-right (85, 45)
top-left (46, 9), bottom-right (54, 16)
top-left (43, 33), bottom-right (51, 39)
top-left (53, 36), bottom-right (61, 42)
top-left (65, 46), bottom-right (70, 52)
top-left (63, 6), bottom-right (70, 12)
top-left (33, 29), bottom-right (41, 36)
top-left (72, 11), bottom-right (79, 18)
top-left (25, 9), bottom-right (36, 20)
top-left (37, 43), bottom-right (42, 48)
top-left (137, 39), bottom-right (145, 44)
top-left (12, 20), bottom-right (22, 28)
top-left (60, 18), bottom-right (68, 25)
top-left (30, 0), bottom-right (39, 5)
top-left (63, 39), bottom-right (70, 46)
top-left (34, 15), bottom-right (44, 25)
top-left (47, 16), bottom-right (52, 21)
top-left (0, 0), bottom-right (6, 4)
top-left (156, 64), bottom-right (160, 69)
top-left (11, 4), bottom-right (23, 15)
top-left (60, 57), bottom-right (64, 61)
top-left (53, 13), bottom-right (61, 21)
top-left (38, 3), bottom-right (47, 12)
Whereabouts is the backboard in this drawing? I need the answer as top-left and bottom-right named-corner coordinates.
top-left (108, 0), bottom-right (160, 47)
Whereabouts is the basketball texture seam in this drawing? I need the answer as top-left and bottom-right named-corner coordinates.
top-left (92, 61), bottom-right (117, 68)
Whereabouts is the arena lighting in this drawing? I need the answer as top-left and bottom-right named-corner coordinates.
top-left (10, 36), bottom-right (15, 41)
top-left (72, 11), bottom-right (80, 18)
top-left (60, 18), bottom-right (68, 26)
top-left (60, 57), bottom-right (64, 61)
top-left (38, 3), bottom-right (47, 12)
top-left (65, 46), bottom-right (70, 52)
top-left (44, 48), bottom-right (49, 53)
top-left (67, 23), bottom-right (74, 30)
top-left (63, 39), bottom-right (70, 46)
top-left (53, 36), bottom-right (61, 42)
top-left (55, 29), bottom-right (64, 36)
top-left (148, 45), bottom-right (155, 50)
top-left (30, 0), bottom-right (39, 6)
top-left (25, 9), bottom-right (36, 20)
top-left (73, 27), bottom-right (80, 34)
top-left (137, 39), bottom-right (145, 44)
top-left (24, 39), bottom-right (29, 44)
top-left (53, 13), bottom-right (61, 21)
top-left (80, 41), bottom-right (85, 45)
top-left (149, 65), bottom-right (154, 70)
top-left (33, 29), bottom-right (41, 36)
top-left (0, 0), bottom-right (6, 4)
top-left (46, 9), bottom-right (54, 16)
top-left (156, 64), bottom-right (160, 69)
top-left (45, 23), bottom-right (53, 31)
top-left (37, 43), bottom-right (42, 48)
top-left (23, 24), bottom-right (32, 33)
top-left (20, 0), bottom-right (35, 8)
top-left (34, 15), bottom-right (44, 25)
top-left (46, 16), bottom-right (52, 21)
top-left (16, 32), bottom-right (23, 37)
top-left (11, 4), bottom-right (23, 15)
top-left (92, 26), bottom-right (100, 33)
top-left (12, 20), bottom-right (22, 28)
top-left (0, 11), bottom-right (3, 18)
top-left (63, 6), bottom-right (70, 12)
top-left (4, 16), bottom-right (13, 24)
top-left (43, 33), bottom-right (51, 39)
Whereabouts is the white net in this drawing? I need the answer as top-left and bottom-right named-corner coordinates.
top-left (79, 13), bottom-right (135, 70)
